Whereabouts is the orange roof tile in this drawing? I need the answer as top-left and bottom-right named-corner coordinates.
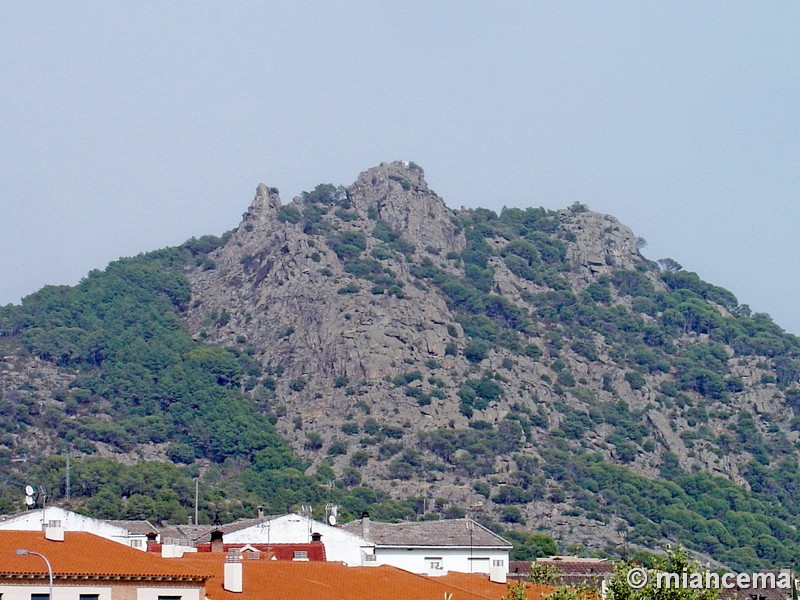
top-left (0, 531), bottom-right (208, 580)
top-left (439, 572), bottom-right (555, 600)
top-left (177, 553), bottom-right (555, 600)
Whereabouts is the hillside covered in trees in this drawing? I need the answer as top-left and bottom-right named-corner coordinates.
top-left (2, 161), bottom-right (799, 571)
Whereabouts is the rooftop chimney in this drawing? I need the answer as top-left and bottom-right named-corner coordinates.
top-left (210, 530), bottom-right (224, 553)
top-left (361, 511), bottom-right (370, 539)
top-left (490, 565), bottom-right (507, 584)
top-left (44, 526), bottom-right (64, 542)
top-left (224, 550), bottom-right (243, 593)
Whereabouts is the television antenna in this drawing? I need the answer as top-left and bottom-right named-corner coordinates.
top-left (466, 518), bottom-right (474, 572)
top-left (23, 485), bottom-right (47, 518)
top-left (326, 504), bottom-right (338, 526)
top-left (65, 448), bottom-right (71, 502)
top-left (300, 505), bottom-right (313, 542)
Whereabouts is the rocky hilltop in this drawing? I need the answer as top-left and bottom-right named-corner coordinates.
top-left (188, 162), bottom-right (646, 441)
top-left (2, 161), bottom-right (800, 570)
top-left (185, 161), bottom-right (800, 554)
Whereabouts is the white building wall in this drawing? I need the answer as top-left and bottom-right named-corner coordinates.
top-left (373, 547), bottom-right (510, 576)
top-left (222, 514), bottom-right (370, 566)
top-left (0, 508), bottom-right (146, 550)
top-left (0, 583), bottom-right (112, 600)
top-left (137, 585), bottom-right (203, 600)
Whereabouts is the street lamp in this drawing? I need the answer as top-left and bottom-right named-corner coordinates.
top-left (16, 549), bottom-right (53, 599)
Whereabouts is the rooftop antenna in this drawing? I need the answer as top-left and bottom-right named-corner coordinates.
top-left (325, 504), bottom-right (338, 526)
top-left (300, 505), bottom-right (313, 542)
top-left (65, 448), bottom-right (71, 502)
top-left (38, 486), bottom-right (48, 525)
top-left (466, 517), bottom-right (474, 572)
top-left (24, 485), bottom-right (34, 510)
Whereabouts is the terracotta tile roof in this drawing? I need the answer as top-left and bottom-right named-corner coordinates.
top-left (159, 517), bottom-right (281, 544)
top-left (159, 523), bottom-right (218, 544)
top-left (0, 531), bottom-right (208, 580)
top-left (105, 519), bottom-right (159, 535)
top-left (438, 572), bottom-right (555, 600)
top-left (720, 571), bottom-right (794, 600)
top-left (177, 554), bottom-right (553, 600)
top-left (508, 558), bottom-right (616, 588)
top-left (534, 557), bottom-right (615, 575)
top-left (340, 518), bottom-right (513, 548)
top-left (211, 515), bottom-right (281, 536)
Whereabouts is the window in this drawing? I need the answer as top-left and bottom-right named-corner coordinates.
top-left (157, 596), bottom-right (182, 600)
top-left (425, 557), bottom-right (444, 571)
top-left (31, 594), bottom-right (49, 600)
top-left (130, 539), bottom-right (142, 548)
top-left (292, 551), bottom-right (308, 560)
top-left (80, 595), bottom-right (99, 600)
top-left (364, 554), bottom-right (376, 562)
top-left (493, 559), bottom-right (505, 567)
top-left (47, 520), bottom-right (61, 528)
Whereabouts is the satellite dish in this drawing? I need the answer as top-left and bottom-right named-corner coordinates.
top-left (328, 514), bottom-right (337, 526)
top-left (25, 485), bottom-right (34, 496)
top-left (25, 496), bottom-right (34, 506)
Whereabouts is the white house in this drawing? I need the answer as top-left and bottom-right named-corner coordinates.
top-left (0, 507), bottom-right (157, 550)
top-left (206, 513), bottom-right (370, 566)
top-left (341, 517), bottom-right (512, 578)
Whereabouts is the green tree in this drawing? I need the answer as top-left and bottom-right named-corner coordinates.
top-left (502, 581), bottom-right (531, 600)
top-left (529, 563), bottom-right (563, 585)
top-left (607, 546), bottom-right (719, 600)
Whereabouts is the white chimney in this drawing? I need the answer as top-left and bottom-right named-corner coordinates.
top-left (361, 513), bottom-right (370, 539)
top-left (489, 565), bottom-right (507, 584)
top-left (44, 526), bottom-right (64, 542)
top-left (224, 551), bottom-right (243, 593)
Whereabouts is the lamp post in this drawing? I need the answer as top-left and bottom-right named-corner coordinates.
top-left (16, 549), bottom-right (53, 600)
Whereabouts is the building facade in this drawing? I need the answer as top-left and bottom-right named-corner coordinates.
top-left (0, 530), bottom-right (208, 600)
top-left (341, 517), bottom-right (512, 577)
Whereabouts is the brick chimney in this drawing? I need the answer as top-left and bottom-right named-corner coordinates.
top-left (210, 530), bottom-right (224, 553)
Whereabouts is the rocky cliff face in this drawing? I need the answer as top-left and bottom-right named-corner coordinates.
top-left (184, 161), bottom-right (799, 552)
top-left (189, 162), bottom-right (461, 398)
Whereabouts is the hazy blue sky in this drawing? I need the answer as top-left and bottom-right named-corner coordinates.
top-left (2, 2), bottom-right (798, 332)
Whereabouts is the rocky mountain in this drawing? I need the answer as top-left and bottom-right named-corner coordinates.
top-left (2, 161), bottom-right (800, 570)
